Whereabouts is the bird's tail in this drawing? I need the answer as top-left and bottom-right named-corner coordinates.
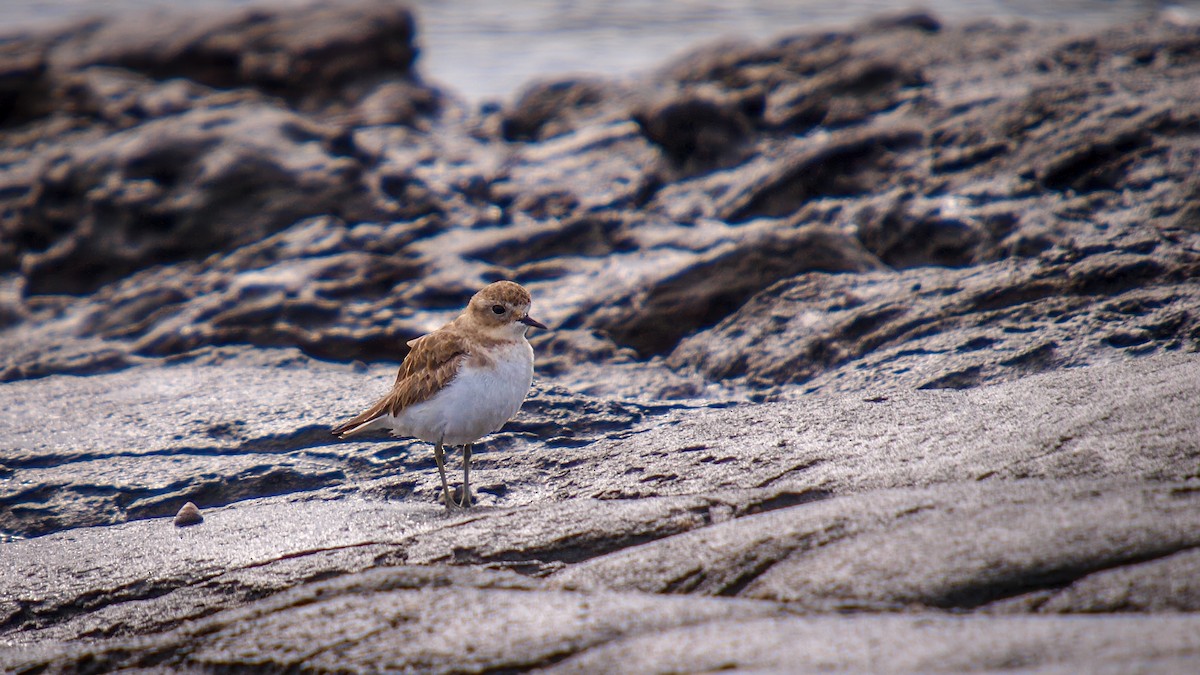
top-left (331, 398), bottom-right (391, 438)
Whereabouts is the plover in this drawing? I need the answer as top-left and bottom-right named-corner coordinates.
top-left (332, 280), bottom-right (547, 509)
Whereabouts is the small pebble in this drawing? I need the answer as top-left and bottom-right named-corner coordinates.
top-left (174, 501), bottom-right (203, 527)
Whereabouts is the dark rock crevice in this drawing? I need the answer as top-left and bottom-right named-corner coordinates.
top-left (931, 540), bottom-right (1200, 611)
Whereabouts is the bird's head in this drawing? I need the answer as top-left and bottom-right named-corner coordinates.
top-left (466, 280), bottom-right (547, 337)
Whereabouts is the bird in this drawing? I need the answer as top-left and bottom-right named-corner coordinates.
top-left (331, 280), bottom-right (547, 509)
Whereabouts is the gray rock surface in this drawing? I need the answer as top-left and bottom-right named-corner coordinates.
top-left (546, 614), bottom-right (1200, 674)
top-left (3, 351), bottom-right (1199, 671)
top-left (2, 2), bottom-right (1200, 672)
top-left (553, 480), bottom-right (1200, 611)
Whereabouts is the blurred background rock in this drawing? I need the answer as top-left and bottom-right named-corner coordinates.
top-left (6, 0), bottom-right (1196, 101)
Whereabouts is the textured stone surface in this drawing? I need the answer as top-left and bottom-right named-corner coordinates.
top-left (552, 480), bottom-right (1200, 611)
top-left (3, 13), bottom-right (1200, 393)
top-left (49, 0), bottom-right (419, 109)
top-left (545, 614), bottom-right (1200, 674)
top-left (19, 106), bottom-right (395, 294)
top-left (0, 349), bottom-right (691, 538)
top-left (2, 352), bottom-right (1199, 670)
top-left (668, 242), bottom-right (1200, 395)
top-left (2, 3), bottom-right (1200, 672)
top-left (0, 0), bottom-right (434, 295)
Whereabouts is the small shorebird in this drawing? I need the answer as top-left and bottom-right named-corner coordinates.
top-left (332, 280), bottom-right (547, 509)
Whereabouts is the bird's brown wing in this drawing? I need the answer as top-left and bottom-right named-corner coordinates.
top-left (331, 329), bottom-right (469, 437)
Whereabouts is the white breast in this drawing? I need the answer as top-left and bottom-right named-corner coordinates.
top-left (390, 340), bottom-right (534, 446)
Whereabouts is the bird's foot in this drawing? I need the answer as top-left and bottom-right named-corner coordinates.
top-left (446, 485), bottom-right (472, 509)
top-left (441, 487), bottom-right (475, 510)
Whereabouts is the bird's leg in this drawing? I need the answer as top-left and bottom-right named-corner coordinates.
top-left (461, 443), bottom-right (473, 508)
top-left (433, 440), bottom-right (454, 509)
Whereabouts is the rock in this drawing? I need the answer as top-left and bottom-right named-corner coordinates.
top-left (3, 5), bottom-right (1200, 672)
top-left (0, 348), bottom-right (693, 537)
top-left (545, 614), bottom-right (1200, 674)
top-left (58, 65), bottom-right (272, 131)
top-left (866, 10), bottom-right (943, 33)
top-left (9, 12), bottom-right (1194, 392)
top-left (8, 568), bottom-right (1199, 673)
top-left (349, 79), bottom-right (443, 128)
top-left (766, 57), bottom-right (924, 132)
top-left (0, 0), bottom-right (443, 295)
top-left (2, 353), bottom-right (1200, 669)
top-left (1, 12), bottom-right (1198, 394)
top-left (487, 119), bottom-right (661, 215)
top-left (537, 351), bottom-right (1200, 501)
top-left (667, 242), bottom-right (1200, 394)
top-left (639, 123), bottom-right (925, 226)
top-left (551, 480), bottom-right (1200, 611)
top-left (633, 85), bottom-right (762, 170)
top-left (500, 77), bottom-right (616, 142)
top-left (462, 211), bottom-right (639, 267)
top-left (0, 561), bottom-right (784, 672)
top-left (855, 194), bottom-right (1018, 268)
top-left (0, 32), bottom-right (53, 128)
top-left (713, 125), bottom-right (925, 223)
top-left (0, 497), bottom-right (453, 647)
top-left (173, 502), bottom-right (203, 527)
top-left (49, 0), bottom-right (420, 112)
top-left (17, 106), bottom-right (394, 295)
top-left (588, 221), bottom-right (883, 357)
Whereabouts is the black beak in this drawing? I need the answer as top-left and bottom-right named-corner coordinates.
top-left (520, 315), bottom-right (548, 330)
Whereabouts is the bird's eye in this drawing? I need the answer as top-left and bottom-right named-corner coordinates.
top-left (491, 304), bottom-right (505, 315)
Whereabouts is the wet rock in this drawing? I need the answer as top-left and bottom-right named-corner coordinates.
top-left (500, 77), bottom-right (616, 142)
top-left (633, 85), bottom-right (762, 170)
top-left (552, 481), bottom-right (1200, 611)
top-left (3, 5), bottom-right (1200, 673)
top-left (0, 348), bottom-right (693, 537)
top-left (50, 0), bottom-right (420, 112)
top-left (0, 349), bottom-right (1198, 669)
top-left (668, 242), bottom-right (1200, 394)
top-left (0, 33), bottom-right (53, 128)
top-left (546, 614), bottom-right (1200, 674)
top-left (537, 351), bottom-right (1200, 501)
top-left (766, 57), bottom-right (924, 132)
top-left (715, 125), bottom-right (925, 224)
top-left (585, 221), bottom-right (881, 358)
top-left (18, 106), bottom-right (394, 295)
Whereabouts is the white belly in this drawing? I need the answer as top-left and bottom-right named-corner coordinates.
top-left (387, 341), bottom-right (534, 446)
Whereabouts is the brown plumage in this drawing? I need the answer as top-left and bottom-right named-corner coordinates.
top-left (331, 282), bottom-right (538, 439)
top-left (330, 282), bottom-right (547, 510)
top-left (329, 330), bottom-right (472, 437)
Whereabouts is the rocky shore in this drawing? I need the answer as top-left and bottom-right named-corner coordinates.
top-left (2, 1), bottom-right (1199, 671)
